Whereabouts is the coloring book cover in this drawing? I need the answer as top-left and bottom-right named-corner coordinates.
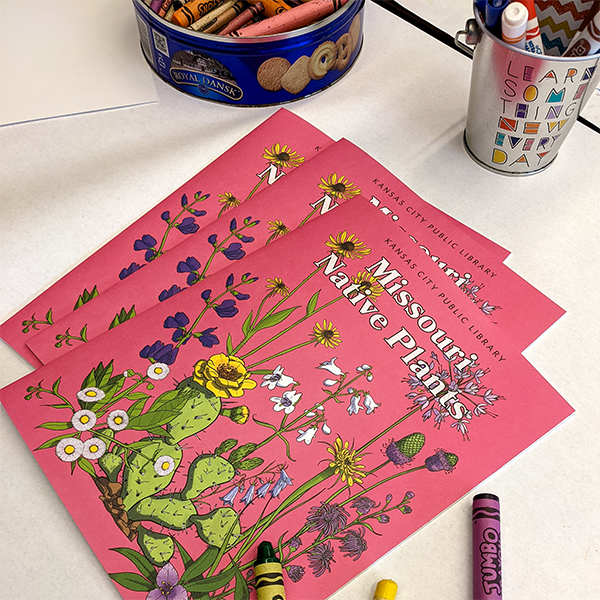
top-left (1, 196), bottom-right (573, 600)
top-left (26, 138), bottom-right (559, 367)
top-left (0, 109), bottom-right (334, 368)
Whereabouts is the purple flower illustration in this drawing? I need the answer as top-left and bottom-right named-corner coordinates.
top-left (239, 235), bottom-right (255, 243)
top-left (161, 211), bottom-right (170, 221)
top-left (229, 218), bottom-right (237, 231)
top-left (425, 449), bottom-right (458, 473)
top-left (176, 216), bottom-right (199, 235)
top-left (288, 536), bottom-right (302, 550)
top-left (164, 312), bottom-right (190, 343)
top-left (484, 388), bottom-right (498, 404)
top-left (139, 340), bottom-right (179, 365)
top-left (378, 514), bottom-right (390, 524)
top-left (133, 234), bottom-right (158, 262)
top-left (222, 242), bottom-right (245, 260)
top-left (196, 327), bottom-right (219, 348)
top-left (350, 496), bottom-right (379, 515)
top-left (214, 299), bottom-right (238, 318)
top-left (158, 285), bottom-right (182, 302)
top-left (240, 484), bottom-right (255, 506)
top-left (384, 441), bottom-right (412, 467)
top-left (208, 234), bottom-right (217, 245)
top-left (119, 262), bottom-right (144, 280)
top-left (308, 542), bottom-right (335, 577)
top-left (177, 256), bottom-right (201, 285)
top-left (287, 565), bottom-right (305, 583)
top-left (480, 301), bottom-right (497, 315)
top-left (181, 194), bottom-right (188, 207)
top-left (201, 289), bottom-right (212, 301)
top-left (340, 527), bottom-right (367, 561)
top-left (305, 502), bottom-right (349, 537)
top-left (147, 563), bottom-right (187, 600)
top-left (256, 481), bottom-right (271, 498)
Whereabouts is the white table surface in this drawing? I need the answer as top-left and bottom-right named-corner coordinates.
top-left (1, 2), bottom-right (599, 599)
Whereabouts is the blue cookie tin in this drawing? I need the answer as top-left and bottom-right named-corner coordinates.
top-left (132, 0), bottom-right (364, 106)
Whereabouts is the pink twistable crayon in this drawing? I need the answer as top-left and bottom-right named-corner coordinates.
top-left (520, 0), bottom-right (544, 54)
top-left (218, 2), bottom-right (264, 35)
top-left (472, 494), bottom-right (502, 600)
top-left (501, 2), bottom-right (527, 48)
top-left (228, 0), bottom-right (349, 37)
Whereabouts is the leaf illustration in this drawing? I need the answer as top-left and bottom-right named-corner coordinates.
top-left (305, 290), bottom-right (321, 316)
top-left (111, 547), bottom-right (157, 582)
top-left (109, 572), bottom-right (154, 592)
top-left (254, 306), bottom-right (299, 332)
top-left (179, 545), bottom-right (220, 584)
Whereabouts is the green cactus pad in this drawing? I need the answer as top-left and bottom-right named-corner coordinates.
top-left (121, 440), bottom-right (183, 511)
top-left (128, 493), bottom-right (197, 530)
top-left (98, 452), bottom-right (123, 483)
top-left (191, 507), bottom-right (241, 549)
top-left (397, 432), bottom-right (426, 458)
top-left (181, 455), bottom-right (235, 500)
top-left (137, 526), bottom-right (174, 567)
top-left (165, 381), bottom-right (222, 445)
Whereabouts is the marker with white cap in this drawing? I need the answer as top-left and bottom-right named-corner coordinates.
top-left (501, 1), bottom-right (527, 49)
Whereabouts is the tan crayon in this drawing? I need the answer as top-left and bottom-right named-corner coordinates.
top-left (171, 0), bottom-right (222, 27)
top-left (201, 1), bottom-right (249, 33)
top-left (229, 0), bottom-right (348, 36)
top-left (190, 0), bottom-right (238, 30)
top-left (218, 2), bottom-right (264, 34)
top-left (247, 0), bottom-right (291, 18)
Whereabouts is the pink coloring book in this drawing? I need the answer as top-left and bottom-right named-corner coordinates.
top-left (1, 195), bottom-right (573, 600)
top-left (27, 138), bottom-right (557, 367)
top-left (0, 109), bottom-right (335, 368)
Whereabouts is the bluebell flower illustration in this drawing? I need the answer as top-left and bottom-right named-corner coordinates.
top-left (133, 234), bottom-right (158, 262)
top-left (240, 484), bottom-right (255, 506)
top-left (177, 256), bottom-right (201, 285)
top-left (139, 340), bottom-right (179, 365)
top-left (119, 262), bottom-right (144, 280)
top-left (340, 527), bottom-right (367, 561)
top-left (164, 312), bottom-right (190, 344)
top-left (196, 327), bottom-right (219, 348)
top-left (222, 242), bottom-right (245, 261)
top-left (158, 285), bottom-right (182, 302)
top-left (215, 299), bottom-right (238, 318)
top-left (287, 565), bottom-right (305, 583)
top-left (220, 486), bottom-right (240, 506)
top-left (256, 481), bottom-right (271, 498)
top-left (270, 468), bottom-right (293, 498)
top-left (305, 502), bottom-right (349, 537)
top-left (176, 216), bottom-right (199, 235)
top-left (308, 542), bottom-right (335, 577)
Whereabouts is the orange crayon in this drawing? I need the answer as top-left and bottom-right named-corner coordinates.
top-left (171, 0), bottom-right (222, 27)
top-left (229, 0), bottom-right (349, 36)
top-left (248, 0), bottom-right (291, 18)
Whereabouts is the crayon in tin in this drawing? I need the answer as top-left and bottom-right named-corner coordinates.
top-left (171, 0), bottom-right (222, 27)
top-left (254, 540), bottom-right (286, 600)
top-left (189, 0), bottom-right (238, 30)
top-left (201, 1), bottom-right (250, 34)
top-left (218, 2), bottom-right (264, 35)
top-left (248, 0), bottom-right (292, 18)
top-left (472, 493), bottom-right (502, 600)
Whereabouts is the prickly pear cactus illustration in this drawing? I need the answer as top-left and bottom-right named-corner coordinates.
top-left (120, 440), bottom-right (183, 511)
top-left (191, 507), bottom-right (241, 549)
top-left (98, 451), bottom-right (123, 483)
top-left (128, 494), bottom-right (197, 530)
top-left (137, 525), bottom-right (175, 567)
top-left (181, 454), bottom-right (235, 500)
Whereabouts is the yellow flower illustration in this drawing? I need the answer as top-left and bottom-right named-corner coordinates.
top-left (193, 354), bottom-right (257, 399)
top-left (263, 143), bottom-right (305, 168)
top-left (326, 231), bottom-right (371, 260)
top-left (312, 320), bottom-right (341, 348)
top-left (327, 437), bottom-right (365, 487)
top-left (218, 192), bottom-right (241, 211)
top-left (266, 277), bottom-right (290, 298)
top-left (267, 220), bottom-right (290, 238)
top-left (351, 271), bottom-right (385, 299)
top-left (318, 173), bottom-right (361, 200)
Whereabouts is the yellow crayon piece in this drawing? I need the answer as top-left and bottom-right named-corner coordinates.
top-left (200, 1), bottom-right (249, 34)
top-left (254, 541), bottom-right (286, 600)
top-left (373, 579), bottom-right (398, 600)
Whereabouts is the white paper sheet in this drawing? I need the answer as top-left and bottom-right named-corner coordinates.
top-left (0, 0), bottom-right (157, 126)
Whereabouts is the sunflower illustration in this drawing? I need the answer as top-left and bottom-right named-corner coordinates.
top-left (351, 271), bottom-right (385, 299)
top-left (326, 437), bottom-right (365, 487)
top-left (326, 231), bottom-right (371, 260)
top-left (312, 320), bottom-right (341, 348)
top-left (318, 174), bottom-right (361, 200)
top-left (266, 277), bottom-right (290, 298)
top-left (263, 143), bottom-right (305, 169)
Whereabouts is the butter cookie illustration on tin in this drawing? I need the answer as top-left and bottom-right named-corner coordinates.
top-left (308, 41), bottom-right (337, 80)
top-left (257, 57), bottom-right (291, 91)
top-left (349, 13), bottom-right (361, 53)
top-left (335, 33), bottom-right (352, 70)
top-left (281, 55), bottom-right (312, 94)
